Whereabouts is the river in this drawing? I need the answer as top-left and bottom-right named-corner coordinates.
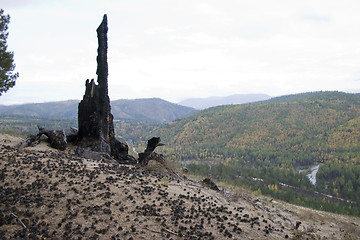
top-left (298, 164), bottom-right (322, 185)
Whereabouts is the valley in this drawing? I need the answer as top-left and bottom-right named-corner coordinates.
top-left (140, 91), bottom-right (360, 216)
top-left (1, 91), bottom-right (360, 218)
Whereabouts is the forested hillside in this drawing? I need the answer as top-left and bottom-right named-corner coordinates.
top-left (0, 98), bottom-right (196, 123)
top-left (111, 98), bottom-right (197, 123)
top-left (151, 91), bottom-right (360, 166)
top-left (144, 91), bottom-right (360, 216)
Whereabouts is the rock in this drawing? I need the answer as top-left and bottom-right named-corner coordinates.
top-left (202, 178), bottom-right (221, 192)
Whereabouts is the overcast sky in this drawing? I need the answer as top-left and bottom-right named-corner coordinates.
top-left (1, 0), bottom-right (360, 105)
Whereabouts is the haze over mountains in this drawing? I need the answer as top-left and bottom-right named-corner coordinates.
top-left (178, 93), bottom-right (272, 109)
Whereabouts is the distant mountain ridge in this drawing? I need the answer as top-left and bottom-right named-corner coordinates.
top-left (0, 98), bottom-right (197, 123)
top-left (0, 100), bottom-right (79, 119)
top-left (178, 93), bottom-right (271, 109)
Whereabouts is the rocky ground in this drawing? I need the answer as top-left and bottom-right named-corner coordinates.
top-left (0, 133), bottom-right (359, 240)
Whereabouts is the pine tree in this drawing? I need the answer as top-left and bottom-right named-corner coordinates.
top-left (0, 9), bottom-right (18, 95)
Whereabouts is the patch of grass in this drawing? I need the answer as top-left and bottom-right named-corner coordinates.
top-left (160, 177), bottom-right (169, 186)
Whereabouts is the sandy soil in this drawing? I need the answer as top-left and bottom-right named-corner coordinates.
top-left (0, 133), bottom-right (359, 239)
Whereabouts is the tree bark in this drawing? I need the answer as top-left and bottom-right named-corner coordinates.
top-left (138, 137), bottom-right (165, 166)
top-left (18, 125), bottom-right (78, 150)
top-left (77, 15), bottom-right (136, 164)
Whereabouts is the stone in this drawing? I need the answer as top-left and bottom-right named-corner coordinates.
top-left (202, 178), bottom-right (221, 192)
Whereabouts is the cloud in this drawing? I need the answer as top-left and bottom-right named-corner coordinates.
top-left (144, 27), bottom-right (176, 35)
top-left (180, 32), bottom-right (222, 46)
top-left (1, 0), bottom-right (41, 9)
top-left (299, 12), bottom-right (332, 23)
top-left (2, 0), bottom-right (360, 105)
top-left (192, 3), bottom-right (223, 16)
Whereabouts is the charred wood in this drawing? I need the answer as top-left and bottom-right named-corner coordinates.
top-left (18, 125), bottom-right (78, 150)
top-left (138, 137), bottom-right (165, 166)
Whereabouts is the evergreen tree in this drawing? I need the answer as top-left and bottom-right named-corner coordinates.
top-left (0, 9), bottom-right (18, 95)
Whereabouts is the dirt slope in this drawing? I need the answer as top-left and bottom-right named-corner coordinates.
top-left (0, 133), bottom-right (359, 240)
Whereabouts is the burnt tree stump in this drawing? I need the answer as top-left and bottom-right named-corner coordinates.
top-left (18, 15), bottom-right (165, 166)
top-left (77, 15), bottom-right (136, 164)
top-left (138, 137), bottom-right (165, 166)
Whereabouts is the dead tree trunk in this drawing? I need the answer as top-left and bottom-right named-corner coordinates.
top-left (77, 15), bottom-right (136, 164)
top-left (18, 15), bottom-right (166, 166)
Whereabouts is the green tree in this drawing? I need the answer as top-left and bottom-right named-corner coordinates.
top-left (343, 180), bottom-right (354, 199)
top-left (0, 9), bottom-right (18, 95)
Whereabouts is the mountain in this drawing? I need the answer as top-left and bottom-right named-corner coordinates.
top-left (111, 98), bottom-right (197, 123)
top-left (0, 100), bottom-right (79, 119)
top-left (144, 91), bottom-right (360, 215)
top-left (1, 133), bottom-right (359, 240)
top-left (156, 92), bottom-right (360, 164)
top-left (0, 98), bottom-right (197, 123)
top-left (154, 92), bottom-right (360, 163)
top-left (178, 93), bottom-right (271, 109)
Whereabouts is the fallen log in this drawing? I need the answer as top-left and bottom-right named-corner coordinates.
top-left (17, 134), bottom-right (41, 149)
top-left (18, 125), bottom-right (78, 150)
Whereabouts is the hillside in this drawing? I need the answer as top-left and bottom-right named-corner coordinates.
top-left (151, 91), bottom-right (360, 165)
top-left (111, 98), bottom-right (197, 123)
top-left (0, 98), bottom-right (197, 123)
top-left (1, 92), bottom-right (359, 216)
top-left (178, 94), bottom-right (271, 110)
top-left (0, 100), bottom-right (78, 119)
top-left (144, 91), bottom-right (360, 215)
top-left (1, 133), bottom-right (359, 240)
